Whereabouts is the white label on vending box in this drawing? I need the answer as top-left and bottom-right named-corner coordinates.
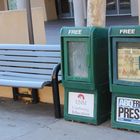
top-left (68, 92), bottom-right (94, 118)
top-left (116, 97), bottom-right (140, 125)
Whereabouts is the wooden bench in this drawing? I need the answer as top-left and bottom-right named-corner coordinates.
top-left (0, 44), bottom-right (61, 118)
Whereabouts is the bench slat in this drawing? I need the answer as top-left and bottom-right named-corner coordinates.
top-left (0, 72), bottom-right (51, 80)
top-left (0, 71), bottom-right (61, 81)
top-left (0, 56), bottom-right (61, 63)
top-left (0, 50), bottom-right (61, 57)
top-left (0, 75), bottom-right (48, 88)
top-left (0, 44), bottom-right (60, 51)
top-left (0, 66), bottom-right (54, 75)
top-left (0, 61), bottom-right (57, 69)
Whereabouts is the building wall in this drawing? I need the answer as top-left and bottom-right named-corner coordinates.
top-left (28, 0), bottom-right (57, 21)
top-left (1, 0), bottom-right (139, 18)
top-left (31, 0), bottom-right (47, 21)
top-left (0, 7), bottom-right (46, 44)
top-left (0, 10), bottom-right (29, 43)
top-left (1, 0), bottom-right (57, 21)
top-left (131, 0), bottom-right (138, 16)
top-left (0, 0), bottom-right (5, 10)
top-left (44, 0), bottom-right (57, 20)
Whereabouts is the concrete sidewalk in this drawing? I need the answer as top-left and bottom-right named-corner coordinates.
top-left (0, 98), bottom-right (139, 140)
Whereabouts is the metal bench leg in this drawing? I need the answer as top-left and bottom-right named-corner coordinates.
top-left (52, 63), bottom-right (61, 118)
top-left (13, 88), bottom-right (39, 103)
top-left (12, 87), bottom-right (19, 101)
top-left (31, 89), bottom-right (39, 104)
top-left (52, 79), bottom-right (61, 118)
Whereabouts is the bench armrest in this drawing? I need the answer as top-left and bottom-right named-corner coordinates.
top-left (51, 63), bottom-right (61, 118)
top-left (52, 63), bottom-right (61, 80)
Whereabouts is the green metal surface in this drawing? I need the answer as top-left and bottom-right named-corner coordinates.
top-left (61, 27), bottom-right (108, 89)
top-left (109, 25), bottom-right (140, 37)
top-left (109, 26), bottom-right (140, 93)
top-left (64, 86), bottom-right (110, 125)
top-left (109, 26), bottom-right (140, 131)
top-left (61, 27), bottom-right (110, 124)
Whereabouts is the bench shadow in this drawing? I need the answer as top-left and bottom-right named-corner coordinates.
top-left (0, 97), bottom-right (64, 118)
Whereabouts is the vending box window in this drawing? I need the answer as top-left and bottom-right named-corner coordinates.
top-left (109, 26), bottom-right (140, 131)
top-left (61, 27), bottom-right (110, 125)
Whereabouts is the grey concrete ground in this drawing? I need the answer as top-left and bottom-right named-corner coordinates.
top-left (0, 16), bottom-right (140, 140)
top-left (0, 98), bottom-right (140, 140)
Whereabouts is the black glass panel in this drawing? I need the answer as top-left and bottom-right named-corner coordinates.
top-left (106, 0), bottom-right (117, 15)
top-left (119, 0), bottom-right (131, 14)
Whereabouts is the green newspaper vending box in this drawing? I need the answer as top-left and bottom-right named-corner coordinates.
top-left (61, 27), bottom-right (110, 125)
top-left (109, 26), bottom-right (140, 131)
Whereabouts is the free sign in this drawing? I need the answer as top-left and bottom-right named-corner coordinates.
top-left (119, 29), bottom-right (136, 35)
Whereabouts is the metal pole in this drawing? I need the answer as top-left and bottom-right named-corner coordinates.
top-left (139, 0), bottom-right (140, 24)
top-left (73, 0), bottom-right (85, 26)
top-left (26, 0), bottom-right (34, 44)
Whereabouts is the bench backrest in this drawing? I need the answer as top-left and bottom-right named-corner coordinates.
top-left (0, 44), bottom-right (61, 81)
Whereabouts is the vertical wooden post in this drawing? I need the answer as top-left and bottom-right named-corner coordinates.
top-left (87, 0), bottom-right (106, 27)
